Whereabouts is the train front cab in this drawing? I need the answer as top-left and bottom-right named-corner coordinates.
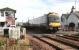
top-left (49, 22), bottom-right (61, 33)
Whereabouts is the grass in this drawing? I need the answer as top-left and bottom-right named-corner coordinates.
top-left (0, 35), bottom-right (32, 50)
top-left (0, 40), bottom-right (5, 46)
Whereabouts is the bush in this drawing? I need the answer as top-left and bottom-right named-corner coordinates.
top-left (0, 40), bottom-right (5, 46)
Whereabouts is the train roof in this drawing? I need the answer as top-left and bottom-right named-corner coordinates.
top-left (48, 12), bottom-right (59, 17)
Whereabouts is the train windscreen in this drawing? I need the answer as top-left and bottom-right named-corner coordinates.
top-left (49, 16), bottom-right (59, 22)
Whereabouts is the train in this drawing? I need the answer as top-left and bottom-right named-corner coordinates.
top-left (27, 12), bottom-right (61, 33)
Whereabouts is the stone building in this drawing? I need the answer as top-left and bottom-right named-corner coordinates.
top-left (61, 6), bottom-right (79, 31)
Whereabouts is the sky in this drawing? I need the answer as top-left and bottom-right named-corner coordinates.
top-left (0, 0), bottom-right (79, 22)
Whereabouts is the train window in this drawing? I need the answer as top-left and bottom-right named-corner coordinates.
top-left (54, 16), bottom-right (59, 20)
top-left (49, 16), bottom-right (59, 22)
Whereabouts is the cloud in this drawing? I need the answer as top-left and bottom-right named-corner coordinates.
top-left (0, 0), bottom-right (79, 22)
top-left (42, 0), bottom-right (79, 15)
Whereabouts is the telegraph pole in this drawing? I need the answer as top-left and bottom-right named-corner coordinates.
top-left (75, 0), bottom-right (77, 11)
top-left (28, 17), bottom-right (29, 25)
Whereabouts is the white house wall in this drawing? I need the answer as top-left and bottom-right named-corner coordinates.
top-left (67, 13), bottom-right (79, 27)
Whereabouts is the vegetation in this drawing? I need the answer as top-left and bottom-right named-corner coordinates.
top-left (0, 40), bottom-right (5, 46)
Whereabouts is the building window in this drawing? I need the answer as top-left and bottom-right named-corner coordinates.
top-left (0, 22), bottom-right (5, 27)
top-left (5, 12), bottom-right (10, 16)
top-left (1, 11), bottom-right (4, 17)
top-left (5, 11), bottom-right (14, 17)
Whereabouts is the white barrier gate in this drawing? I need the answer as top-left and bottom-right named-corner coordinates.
top-left (9, 27), bottom-right (20, 39)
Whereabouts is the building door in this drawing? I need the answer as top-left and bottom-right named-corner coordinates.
top-left (69, 22), bottom-right (75, 31)
top-left (4, 29), bottom-right (9, 37)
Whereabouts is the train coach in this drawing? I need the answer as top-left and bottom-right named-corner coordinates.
top-left (28, 12), bottom-right (61, 33)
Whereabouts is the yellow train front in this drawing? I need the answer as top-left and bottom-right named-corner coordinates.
top-left (48, 12), bottom-right (61, 33)
top-left (49, 21), bottom-right (61, 32)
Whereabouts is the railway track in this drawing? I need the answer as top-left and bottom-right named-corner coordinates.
top-left (32, 35), bottom-right (78, 50)
top-left (63, 35), bottom-right (79, 41)
top-left (44, 35), bottom-right (79, 49)
top-left (33, 36), bottom-right (62, 50)
top-left (56, 35), bottom-right (79, 46)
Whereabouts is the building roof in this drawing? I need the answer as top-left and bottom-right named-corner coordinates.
top-left (61, 13), bottom-right (70, 20)
top-left (61, 6), bottom-right (76, 20)
top-left (66, 11), bottom-right (79, 19)
top-left (61, 14), bottom-right (69, 19)
top-left (61, 11), bottom-right (79, 19)
top-left (0, 7), bottom-right (16, 13)
top-left (61, 11), bottom-right (79, 22)
top-left (61, 14), bottom-right (69, 22)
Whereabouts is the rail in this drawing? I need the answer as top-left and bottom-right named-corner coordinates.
top-left (47, 35), bottom-right (79, 49)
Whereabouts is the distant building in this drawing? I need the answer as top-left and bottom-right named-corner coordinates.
top-left (0, 7), bottom-right (16, 27)
top-left (61, 6), bottom-right (79, 30)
